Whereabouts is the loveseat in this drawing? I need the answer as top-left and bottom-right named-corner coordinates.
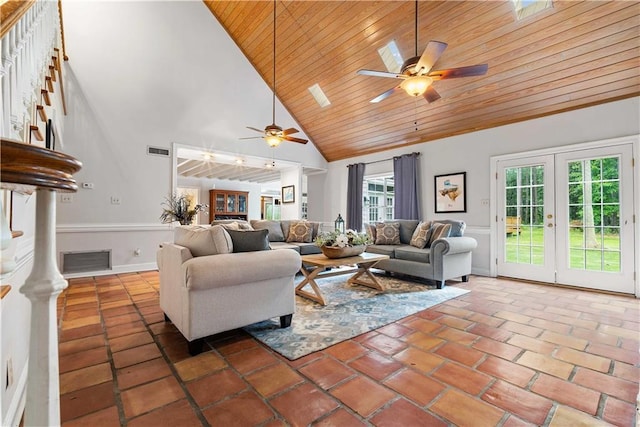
top-left (157, 224), bottom-right (301, 355)
top-left (365, 219), bottom-right (477, 288)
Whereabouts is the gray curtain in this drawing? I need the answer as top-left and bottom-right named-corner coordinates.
top-left (393, 153), bottom-right (421, 220)
top-left (346, 163), bottom-right (365, 231)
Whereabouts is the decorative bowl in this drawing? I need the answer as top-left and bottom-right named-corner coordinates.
top-left (320, 245), bottom-right (365, 259)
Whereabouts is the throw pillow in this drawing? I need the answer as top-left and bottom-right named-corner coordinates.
top-left (375, 222), bottom-right (401, 245)
top-left (221, 221), bottom-right (240, 231)
top-left (287, 221), bottom-right (313, 243)
top-left (409, 221), bottom-right (432, 248)
top-left (226, 229), bottom-right (270, 253)
top-left (426, 222), bottom-right (452, 247)
top-left (365, 223), bottom-right (377, 242)
top-left (250, 220), bottom-right (285, 242)
top-left (174, 225), bottom-right (233, 257)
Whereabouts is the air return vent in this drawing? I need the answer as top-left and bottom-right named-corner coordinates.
top-left (147, 146), bottom-right (170, 157)
top-left (61, 250), bottom-right (111, 274)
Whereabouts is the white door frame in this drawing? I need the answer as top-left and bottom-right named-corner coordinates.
top-left (489, 135), bottom-right (639, 297)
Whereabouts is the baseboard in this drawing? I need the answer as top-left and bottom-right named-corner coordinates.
top-left (3, 359), bottom-right (27, 427)
top-left (471, 267), bottom-right (491, 277)
top-left (63, 261), bottom-right (158, 279)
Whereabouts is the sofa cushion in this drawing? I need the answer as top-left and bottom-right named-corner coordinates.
top-left (219, 221), bottom-right (253, 231)
top-left (211, 219), bottom-right (252, 229)
top-left (250, 220), bottom-right (285, 242)
top-left (410, 221), bottom-right (432, 248)
top-left (270, 242), bottom-right (301, 252)
top-left (375, 222), bottom-right (401, 245)
top-left (366, 244), bottom-right (397, 258)
top-left (427, 222), bottom-right (452, 247)
top-left (226, 229), bottom-right (270, 252)
top-left (174, 225), bottom-right (233, 257)
top-left (286, 221), bottom-right (313, 243)
top-left (394, 246), bottom-right (431, 263)
top-left (395, 220), bottom-right (421, 244)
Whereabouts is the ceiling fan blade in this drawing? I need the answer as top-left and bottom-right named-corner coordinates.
top-left (239, 136), bottom-right (263, 140)
top-left (357, 69), bottom-right (404, 79)
top-left (370, 86), bottom-right (399, 103)
top-left (283, 135), bottom-right (308, 144)
top-left (429, 64), bottom-right (488, 80)
top-left (282, 128), bottom-right (299, 135)
top-left (423, 85), bottom-right (441, 103)
top-left (415, 40), bottom-right (448, 75)
top-left (246, 126), bottom-right (264, 133)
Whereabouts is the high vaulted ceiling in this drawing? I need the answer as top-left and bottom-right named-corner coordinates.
top-left (205, 1), bottom-right (639, 162)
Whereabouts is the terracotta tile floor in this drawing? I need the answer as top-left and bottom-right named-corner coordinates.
top-left (57, 272), bottom-right (639, 426)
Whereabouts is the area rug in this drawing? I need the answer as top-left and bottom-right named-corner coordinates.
top-left (244, 274), bottom-right (469, 360)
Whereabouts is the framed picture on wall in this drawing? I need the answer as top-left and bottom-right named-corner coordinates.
top-left (435, 172), bottom-right (466, 213)
top-left (281, 185), bottom-right (295, 204)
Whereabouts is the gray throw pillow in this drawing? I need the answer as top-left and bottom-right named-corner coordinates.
top-left (250, 220), bottom-right (285, 242)
top-left (226, 229), bottom-right (270, 253)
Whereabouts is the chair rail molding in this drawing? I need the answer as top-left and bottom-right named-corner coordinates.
top-left (57, 223), bottom-right (173, 233)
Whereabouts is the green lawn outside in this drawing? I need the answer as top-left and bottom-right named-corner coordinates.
top-left (505, 226), bottom-right (620, 272)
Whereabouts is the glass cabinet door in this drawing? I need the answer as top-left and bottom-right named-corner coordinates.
top-left (226, 194), bottom-right (237, 213)
top-left (238, 194), bottom-right (247, 213)
top-left (215, 194), bottom-right (225, 212)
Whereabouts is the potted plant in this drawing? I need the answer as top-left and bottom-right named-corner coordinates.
top-left (314, 229), bottom-right (370, 258)
top-left (159, 194), bottom-right (208, 225)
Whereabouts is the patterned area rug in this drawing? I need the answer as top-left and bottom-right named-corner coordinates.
top-left (244, 273), bottom-right (470, 360)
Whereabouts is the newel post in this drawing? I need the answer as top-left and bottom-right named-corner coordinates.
top-left (20, 189), bottom-right (67, 426)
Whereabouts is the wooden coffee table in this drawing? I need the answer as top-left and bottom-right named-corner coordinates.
top-left (295, 252), bottom-right (389, 305)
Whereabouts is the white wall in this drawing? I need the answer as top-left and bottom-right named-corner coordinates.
top-left (57, 1), bottom-right (328, 275)
top-left (323, 97), bottom-right (640, 276)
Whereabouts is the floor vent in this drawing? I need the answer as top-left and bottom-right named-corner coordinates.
top-left (147, 146), bottom-right (170, 157)
top-left (61, 250), bottom-right (111, 274)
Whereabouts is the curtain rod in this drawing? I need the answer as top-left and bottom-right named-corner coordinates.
top-left (347, 152), bottom-right (420, 167)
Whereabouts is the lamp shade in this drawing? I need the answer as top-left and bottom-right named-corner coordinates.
top-left (400, 75), bottom-right (433, 97)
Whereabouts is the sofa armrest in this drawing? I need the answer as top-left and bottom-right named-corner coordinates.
top-left (431, 236), bottom-right (478, 258)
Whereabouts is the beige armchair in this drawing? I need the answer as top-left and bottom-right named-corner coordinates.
top-left (157, 225), bottom-right (301, 355)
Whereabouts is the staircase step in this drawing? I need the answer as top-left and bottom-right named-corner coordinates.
top-left (41, 89), bottom-right (51, 106)
top-left (36, 105), bottom-right (47, 122)
top-left (30, 125), bottom-right (43, 141)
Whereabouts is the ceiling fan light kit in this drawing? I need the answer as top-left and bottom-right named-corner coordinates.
top-left (400, 75), bottom-right (433, 97)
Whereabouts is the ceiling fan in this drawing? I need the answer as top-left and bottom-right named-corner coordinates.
top-left (357, 1), bottom-right (488, 104)
top-left (241, 0), bottom-right (307, 148)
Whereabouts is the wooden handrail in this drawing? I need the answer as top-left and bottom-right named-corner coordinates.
top-left (0, 0), bottom-right (36, 39)
top-left (0, 138), bottom-right (82, 192)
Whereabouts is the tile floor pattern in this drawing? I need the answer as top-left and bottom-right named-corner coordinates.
top-left (56, 272), bottom-right (639, 426)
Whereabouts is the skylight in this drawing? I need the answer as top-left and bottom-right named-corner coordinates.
top-left (378, 40), bottom-right (404, 73)
top-left (308, 83), bottom-right (331, 108)
top-left (511, 0), bottom-right (552, 20)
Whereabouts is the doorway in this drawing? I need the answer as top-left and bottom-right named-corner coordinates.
top-left (494, 140), bottom-right (636, 294)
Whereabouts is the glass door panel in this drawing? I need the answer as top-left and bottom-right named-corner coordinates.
top-left (215, 193), bottom-right (225, 213)
top-left (555, 145), bottom-right (634, 293)
top-left (238, 194), bottom-right (247, 213)
top-left (497, 155), bottom-right (555, 283)
top-left (226, 194), bottom-right (236, 213)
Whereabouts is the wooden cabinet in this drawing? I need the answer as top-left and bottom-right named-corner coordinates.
top-left (209, 190), bottom-right (248, 222)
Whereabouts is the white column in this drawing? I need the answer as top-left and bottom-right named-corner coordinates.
top-left (19, 189), bottom-right (67, 427)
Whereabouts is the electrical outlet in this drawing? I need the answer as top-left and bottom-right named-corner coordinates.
top-left (82, 182), bottom-right (94, 189)
top-left (61, 194), bottom-right (73, 203)
top-left (6, 357), bottom-right (13, 389)
top-left (110, 196), bottom-right (121, 205)
top-left (481, 199), bottom-right (490, 206)
top-left (134, 248), bottom-right (141, 257)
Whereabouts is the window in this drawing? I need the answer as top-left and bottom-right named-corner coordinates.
top-left (363, 175), bottom-right (394, 225)
top-left (511, 0), bottom-right (552, 20)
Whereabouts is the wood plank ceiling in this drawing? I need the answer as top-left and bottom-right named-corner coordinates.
top-left (205, 1), bottom-right (640, 162)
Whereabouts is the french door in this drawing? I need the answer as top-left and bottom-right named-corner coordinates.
top-left (497, 144), bottom-right (635, 294)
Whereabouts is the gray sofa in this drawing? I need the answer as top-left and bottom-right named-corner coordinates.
top-left (212, 219), bottom-right (322, 254)
top-left (365, 219), bottom-right (477, 288)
